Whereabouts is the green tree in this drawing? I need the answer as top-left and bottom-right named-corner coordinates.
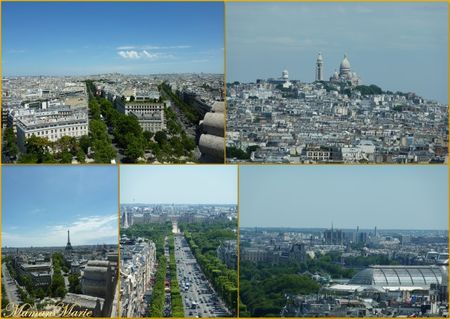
top-left (79, 135), bottom-right (91, 154)
top-left (239, 260), bottom-right (320, 317)
top-left (3, 127), bottom-right (19, 159)
top-left (143, 131), bottom-right (154, 141)
top-left (18, 153), bottom-right (39, 163)
top-left (90, 120), bottom-right (110, 142)
top-left (76, 150), bottom-right (86, 163)
top-left (93, 140), bottom-right (116, 163)
top-left (60, 151), bottom-right (72, 163)
top-left (149, 255), bottom-right (166, 317)
top-left (22, 135), bottom-right (53, 163)
top-left (114, 115), bottom-right (143, 148)
top-left (89, 99), bottom-right (101, 120)
top-left (226, 147), bottom-right (249, 160)
top-left (35, 288), bottom-right (45, 299)
top-left (181, 221), bottom-right (238, 315)
top-left (181, 135), bottom-right (195, 152)
top-left (55, 285), bottom-right (66, 298)
top-left (154, 131), bottom-right (167, 145)
top-left (124, 135), bottom-right (144, 163)
top-left (355, 84), bottom-right (383, 95)
top-left (68, 274), bottom-right (82, 294)
top-left (56, 136), bottom-right (78, 154)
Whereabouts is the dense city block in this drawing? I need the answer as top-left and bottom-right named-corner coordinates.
top-left (227, 54), bottom-right (448, 163)
top-left (2, 232), bottom-right (119, 317)
top-left (240, 227), bottom-right (448, 317)
top-left (2, 73), bottom-right (224, 164)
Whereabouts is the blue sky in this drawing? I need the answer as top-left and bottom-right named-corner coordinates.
top-left (120, 165), bottom-right (237, 205)
top-left (227, 3), bottom-right (448, 103)
top-left (2, 2), bottom-right (224, 75)
top-left (240, 166), bottom-right (448, 230)
top-left (2, 166), bottom-right (118, 247)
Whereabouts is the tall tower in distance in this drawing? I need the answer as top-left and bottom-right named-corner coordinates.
top-left (316, 52), bottom-right (324, 81)
top-left (65, 229), bottom-right (73, 258)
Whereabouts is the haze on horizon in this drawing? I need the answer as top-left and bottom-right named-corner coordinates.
top-left (2, 243), bottom-right (118, 249)
top-left (122, 202), bottom-right (235, 205)
top-left (240, 226), bottom-right (448, 232)
top-left (240, 166), bottom-right (448, 230)
top-left (120, 166), bottom-right (237, 206)
top-left (3, 72), bottom-right (223, 77)
top-left (227, 2), bottom-right (448, 103)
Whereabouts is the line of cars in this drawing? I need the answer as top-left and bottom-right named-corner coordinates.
top-left (174, 234), bottom-right (230, 318)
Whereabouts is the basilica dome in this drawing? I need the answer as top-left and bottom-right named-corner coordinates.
top-left (340, 54), bottom-right (351, 74)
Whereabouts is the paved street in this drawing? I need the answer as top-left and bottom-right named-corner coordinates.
top-left (2, 262), bottom-right (21, 304)
top-left (159, 87), bottom-right (196, 139)
top-left (163, 236), bottom-right (172, 317)
top-left (174, 234), bottom-right (230, 318)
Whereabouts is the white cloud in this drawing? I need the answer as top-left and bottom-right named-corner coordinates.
top-left (115, 44), bottom-right (190, 61)
top-left (142, 50), bottom-right (157, 59)
top-left (2, 214), bottom-right (118, 247)
top-left (117, 46), bottom-right (136, 50)
top-left (117, 50), bottom-right (175, 61)
top-left (118, 50), bottom-right (141, 59)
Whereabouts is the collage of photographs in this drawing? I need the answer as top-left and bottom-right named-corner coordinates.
top-left (0, 1), bottom-right (448, 318)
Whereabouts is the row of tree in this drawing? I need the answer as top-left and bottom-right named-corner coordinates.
top-left (1, 282), bottom-right (10, 314)
top-left (87, 81), bottom-right (156, 163)
top-left (85, 81), bottom-right (117, 163)
top-left (168, 234), bottom-right (184, 317)
top-left (49, 253), bottom-right (68, 298)
top-left (89, 79), bottom-right (196, 163)
top-left (149, 255), bottom-right (167, 317)
top-left (17, 134), bottom-right (89, 164)
top-left (145, 106), bottom-right (195, 163)
top-left (159, 82), bottom-right (201, 124)
top-left (180, 221), bottom-right (237, 315)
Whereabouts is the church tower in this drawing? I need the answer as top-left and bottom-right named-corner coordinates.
top-left (316, 52), bottom-right (323, 81)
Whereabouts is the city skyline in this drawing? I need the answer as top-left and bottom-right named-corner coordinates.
top-left (120, 165), bottom-right (237, 205)
top-left (240, 166), bottom-right (448, 230)
top-left (3, 166), bottom-right (118, 247)
top-left (2, 2), bottom-right (224, 76)
top-left (227, 3), bottom-right (448, 103)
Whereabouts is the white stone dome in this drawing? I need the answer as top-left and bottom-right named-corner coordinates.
top-left (340, 54), bottom-right (351, 72)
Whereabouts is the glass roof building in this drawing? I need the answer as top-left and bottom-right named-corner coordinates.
top-left (348, 265), bottom-right (447, 288)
